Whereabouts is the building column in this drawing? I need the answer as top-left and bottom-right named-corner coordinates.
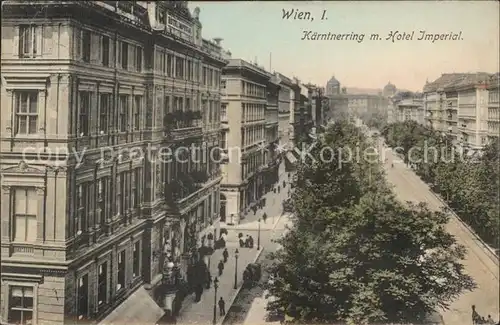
top-left (1, 186), bottom-right (11, 241)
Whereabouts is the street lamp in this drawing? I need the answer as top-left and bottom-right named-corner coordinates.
top-left (234, 249), bottom-right (239, 289)
top-left (213, 277), bottom-right (219, 325)
top-left (257, 218), bottom-right (261, 250)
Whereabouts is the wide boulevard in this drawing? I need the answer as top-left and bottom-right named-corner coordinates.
top-left (377, 135), bottom-right (499, 325)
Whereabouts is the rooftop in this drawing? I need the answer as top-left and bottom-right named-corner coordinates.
top-left (423, 73), bottom-right (493, 92)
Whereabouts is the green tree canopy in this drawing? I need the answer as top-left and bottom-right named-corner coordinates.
top-left (267, 121), bottom-right (475, 324)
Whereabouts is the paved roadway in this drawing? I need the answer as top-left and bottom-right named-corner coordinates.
top-left (241, 213), bottom-right (293, 325)
top-left (378, 137), bottom-right (499, 325)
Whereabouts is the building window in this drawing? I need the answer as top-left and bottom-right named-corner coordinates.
top-left (121, 42), bottom-right (128, 69)
top-left (14, 91), bottom-right (38, 135)
top-left (8, 286), bottom-right (34, 325)
top-left (134, 96), bottom-right (142, 131)
top-left (99, 94), bottom-right (111, 133)
top-left (77, 274), bottom-right (89, 320)
top-left (135, 46), bottom-right (142, 72)
top-left (98, 262), bottom-right (108, 308)
top-left (79, 92), bottom-right (91, 136)
top-left (123, 172), bottom-right (129, 213)
top-left (133, 241), bottom-right (141, 278)
top-left (166, 54), bottom-right (172, 76)
top-left (175, 57), bottom-right (184, 78)
top-left (221, 80), bottom-right (226, 89)
top-left (117, 250), bottom-right (126, 291)
top-left (82, 30), bottom-right (91, 63)
top-left (19, 25), bottom-right (38, 58)
top-left (221, 104), bottom-right (227, 121)
top-left (221, 131), bottom-right (227, 150)
top-left (98, 178), bottom-right (107, 225)
top-left (102, 36), bottom-right (110, 66)
top-left (77, 184), bottom-right (88, 233)
top-left (13, 188), bottom-right (37, 243)
top-left (119, 95), bottom-right (128, 132)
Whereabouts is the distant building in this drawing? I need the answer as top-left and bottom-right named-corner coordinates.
top-left (220, 59), bottom-right (269, 224)
top-left (423, 72), bottom-right (496, 150)
top-left (392, 92), bottom-right (424, 124)
top-left (487, 73), bottom-right (499, 142)
top-left (326, 75), bottom-right (341, 97)
top-left (347, 94), bottom-right (387, 116)
top-left (383, 82), bottom-right (397, 97)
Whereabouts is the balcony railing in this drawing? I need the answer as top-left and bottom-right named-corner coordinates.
top-left (164, 169), bottom-right (222, 213)
top-left (164, 109), bottom-right (203, 140)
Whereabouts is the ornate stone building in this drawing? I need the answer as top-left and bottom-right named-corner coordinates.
top-left (0, 1), bottom-right (228, 324)
top-left (220, 59), bottom-right (270, 223)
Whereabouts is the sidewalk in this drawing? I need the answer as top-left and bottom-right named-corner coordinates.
top-left (176, 235), bottom-right (264, 325)
top-left (224, 168), bottom-right (292, 231)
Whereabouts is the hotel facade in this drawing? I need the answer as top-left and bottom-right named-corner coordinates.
top-left (0, 1), bottom-right (228, 324)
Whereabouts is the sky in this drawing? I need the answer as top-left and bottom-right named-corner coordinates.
top-left (189, 1), bottom-right (499, 92)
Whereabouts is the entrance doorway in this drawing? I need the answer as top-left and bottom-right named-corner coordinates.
top-left (220, 194), bottom-right (227, 222)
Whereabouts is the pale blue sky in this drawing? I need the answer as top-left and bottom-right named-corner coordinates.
top-left (189, 1), bottom-right (499, 91)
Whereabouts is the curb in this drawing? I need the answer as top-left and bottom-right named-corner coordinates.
top-left (217, 247), bottom-right (265, 325)
top-left (430, 190), bottom-right (499, 266)
top-left (223, 213), bottom-right (286, 233)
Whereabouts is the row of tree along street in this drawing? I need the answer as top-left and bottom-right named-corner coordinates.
top-left (265, 117), bottom-right (475, 325)
top-left (381, 120), bottom-right (500, 252)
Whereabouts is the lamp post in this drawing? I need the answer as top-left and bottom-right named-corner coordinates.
top-left (234, 249), bottom-right (239, 289)
top-left (213, 277), bottom-right (219, 325)
top-left (257, 218), bottom-right (261, 250)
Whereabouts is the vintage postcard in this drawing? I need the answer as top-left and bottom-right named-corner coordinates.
top-left (1, 1), bottom-right (498, 325)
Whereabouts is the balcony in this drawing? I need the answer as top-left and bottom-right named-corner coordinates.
top-left (164, 110), bottom-right (203, 141)
top-left (163, 169), bottom-right (222, 215)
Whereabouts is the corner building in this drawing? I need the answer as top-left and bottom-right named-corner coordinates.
top-left (0, 1), bottom-right (227, 324)
top-left (220, 59), bottom-right (269, 224)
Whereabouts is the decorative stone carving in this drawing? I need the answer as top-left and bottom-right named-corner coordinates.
top-left (35, 187), bottom-right (45, 195)
top-left (1, 161), bottom-right (44, 174)
top-left (2, 185), bottom-right (11, 194)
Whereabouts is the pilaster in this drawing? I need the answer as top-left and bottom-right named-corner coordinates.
top-left (1, 185), bottom-right (12, 241)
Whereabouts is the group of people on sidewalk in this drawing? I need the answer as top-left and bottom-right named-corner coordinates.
top-left (238, 233), bottom-right (255, 248)
top-left (472, 305), bottom-right (499, 325)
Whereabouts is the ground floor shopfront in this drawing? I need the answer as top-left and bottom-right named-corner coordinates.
top-left (220, 172), bottom-right (270, 225)
top-left (0, 182), bottom-right (221, 325)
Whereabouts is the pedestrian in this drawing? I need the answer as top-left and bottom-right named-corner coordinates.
top-left (472, 305), bottom-right (480, 325)
top-left (248, 235), bottom-right (254, 248)
top-left (239, 236), bottom-right (245, 248)
top-left (218, 297), bottom-right (226, 316)
top-left (194, 284), bottom-right (203, 302)
top-left (223, 248), bottom-right (229, 263)
top-left (218, 260), bottom-right (224, 276)
top-left (245, 235), bottom-right (250, 248)
top-left (487, 315), bottom-right (495, 324)
top-left (262, 213), bottom-right (267, 223)
top-left (206, 271), bottom-right (212, 289)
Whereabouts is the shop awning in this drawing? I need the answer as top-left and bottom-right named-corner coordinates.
top-left (98, 287), bottom-right (164, 325)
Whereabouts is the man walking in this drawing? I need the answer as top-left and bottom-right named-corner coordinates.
top-left (218, 297), bottom-right (226, 316)
top-left (223, 248), bottom-right (229, 263)
top-left (218, 260), bottom-right (224, 276)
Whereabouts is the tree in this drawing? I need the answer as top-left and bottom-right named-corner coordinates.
top-left (268, 191), bottom-right (475, 324)
top-left (267, 121), bottom-right (475, 324)
top-left (381, 122), bottom-right (499, 251)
